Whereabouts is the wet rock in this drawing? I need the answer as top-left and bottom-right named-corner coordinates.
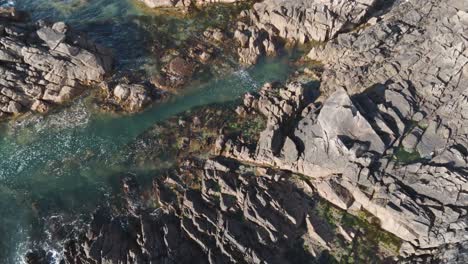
top-left (0, 6), bottom-right (27, 21)
top-left (42, 158), bottom-right (375, 263)
top-left (25, 249), bottom-right (49, 264)
top-left (153, 54), bottom-right (201, 90)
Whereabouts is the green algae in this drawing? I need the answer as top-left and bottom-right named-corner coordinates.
top-left (315, 200), bottom-right (402, 263)
top-left (393, 147), bottom-right (422, 164)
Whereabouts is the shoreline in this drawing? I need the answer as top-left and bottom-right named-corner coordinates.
top-left (1, 0), bottom-right (467, 263)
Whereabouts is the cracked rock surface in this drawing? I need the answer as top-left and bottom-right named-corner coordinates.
top-left (247, 0), bottom-right (387, 43)
top-left (19, 0), bottom-right (468, 263)
top-left (0, 8), bottom-right (112, 120)
top-left (38, 160), bottom-right (308, 264)
top-left (220, 0), bottom-right (468, 261)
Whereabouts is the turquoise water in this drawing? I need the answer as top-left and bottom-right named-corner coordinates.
top-left (0, 1), bottom-right (293, 262)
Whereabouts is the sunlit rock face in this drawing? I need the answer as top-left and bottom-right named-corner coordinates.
top-left (218, 0), bottom-right (468, 260)
top-left (245, 0), bottom-right (386, 43)
top-left (0, 9), bottom-right (112, 119)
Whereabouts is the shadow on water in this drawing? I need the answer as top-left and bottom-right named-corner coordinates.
top-left (0, 0), bottom-right (296, 262)
top-left (0, 57), bottom-right (292, 263)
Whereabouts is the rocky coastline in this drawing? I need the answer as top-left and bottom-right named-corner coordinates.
top-left (0, 7), bottom-right (111, 120)
top-left (1, 0), bottom-right (467, 263)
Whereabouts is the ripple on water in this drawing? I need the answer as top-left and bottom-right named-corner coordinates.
top-left (233, 69), bottom-right (258, 90)
top-left (9, 99), bottom-right (91, 135)
top-left (0, 1), bottom-right (293, 258)
top-left (0, 0), bottom-right (15, 7)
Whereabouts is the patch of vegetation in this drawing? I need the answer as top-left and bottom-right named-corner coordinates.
top-left (417, 122), bottom-right (429, 129)
top-left (134, 0), bottom-right (255, 31)
top-left (314, 200), bottom-right (402, 263)
top-left (317, 250), bottom-right (340, 264)
top-left (316, 201), bottom-right (341, 228)
top-left (225, 113), bottom-right (267, 144)
top-left (191, 1), bottom-right (257, 30)
top-left (393, 147), bottom-right (421, 164)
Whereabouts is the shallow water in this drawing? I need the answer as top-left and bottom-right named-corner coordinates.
top-left (0, 0), bottom-right (293, 262)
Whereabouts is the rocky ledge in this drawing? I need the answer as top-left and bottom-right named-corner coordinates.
top-left (0, 7), bottom-right (112, 120)
top-left (218, 0), bottom-right (468, 261)
top-left (27, 157), bottom-right (403, 264)
top-left (24, 101), bottom-right (404, 264)
top-left (231, 0), bottom-right (395, 65)
top-left (21, 0), bottom-right (468, 263)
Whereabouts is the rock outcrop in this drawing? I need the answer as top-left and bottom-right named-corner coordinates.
top-left (33, 158), bottom-right (400, 264)
top-left (219, 0), bottom-right (468, 260)
top-left (248, 0), bottom-right (388, 43)
top-left (112, 83), bottom-right (153, 112)
top-left (233, 0), bottom-right (392, 65)
top-left (19, 0), bottom-right (468, 263)
top-left (234, 20), bottom-right (280, 65)
top-left (0, 8), bottom-right (112, 119)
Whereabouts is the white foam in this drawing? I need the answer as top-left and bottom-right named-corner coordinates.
top-left (233, 69), bottom-right (258, 90)
top-left (0, 0), bottom-right (15, 7)
top-left (10, 100), bottom-right (91, 134)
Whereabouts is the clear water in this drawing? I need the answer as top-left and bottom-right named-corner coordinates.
top-left (0, 0), bottom-right (293, 262)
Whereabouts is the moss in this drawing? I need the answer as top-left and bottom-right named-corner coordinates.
top-left (188, 140), bottom-right (203, 152)
top-left (393, 147), bottom-right (421, 164)
top-left (134, 0), bottom-right (255, 31)
top-left (417, 122), bottom-right (429, 129)
top-left (316, 201), bottom-right (340, 228)
top-left (225, 113), bottom-right (266, 144)
top-left (317, 250), bottom-right (339, 264)
top-left (190, 1), bottom-right (256, 30)
top-left (176, 137), bottom-right (186, 149)
top-left (314, 200), bottom-right (402, 262)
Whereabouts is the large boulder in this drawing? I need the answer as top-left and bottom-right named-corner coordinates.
top-left (0, 13), bottom-right (112, 119)
top-left (113, 84), bottom-right (152, 112)
top-left (248, 0), bottom-right (385, 43)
